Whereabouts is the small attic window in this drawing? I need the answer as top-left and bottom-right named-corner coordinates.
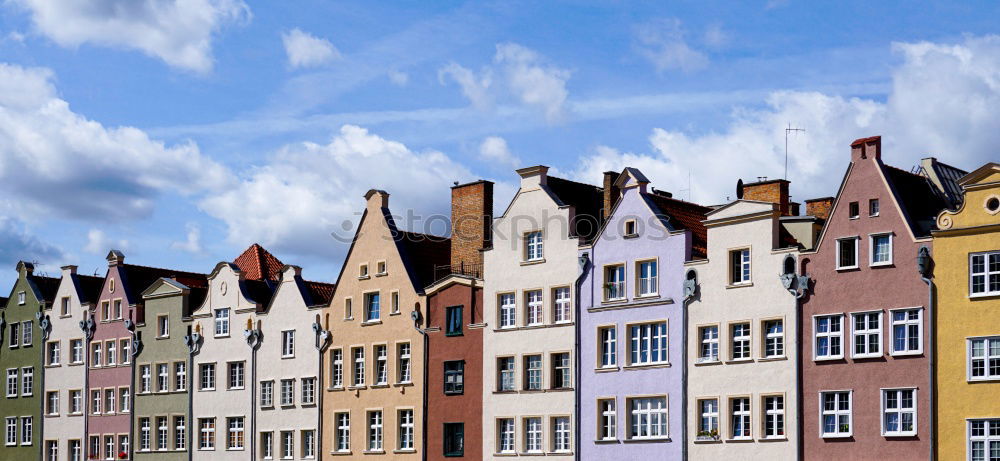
top-left (848, 202), bottom-right (860, 219)
top-left (624, 220), bottom-right (638, 237)
top-left (17, 291), bottom-right (26, 305)
top-left (376, 261), bottom-right (387, 276)
top-left (359, 264), bottom-right (369, 279)
top-left (987, 197), bottom-right (1000, 214)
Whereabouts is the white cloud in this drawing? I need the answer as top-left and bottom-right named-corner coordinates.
top-left (0, 217), bottom-right (64, 265)
top-left (478, 136), bottom-right (520, 168)
top-left (0, 63), bottom-right (233, 221)
top-left (438, 62), bottom-right (493, 110)
top-left (633, 18), bottom-right (709, 73)
top-left (573, 35), bottom-right (1000, 206)
top-left (170, 223), bottom-right (203, 254)
top-left (84, 229), bottom-right (128, 255)
top-left (200, 125), bottom-right (480, 256)
top-left (439, 43), bottom-right (571, 122)
top-left (282, 28), bottom-right (341, 69)
top-left (388, 69), bottom-right (409, 86)
top-left (10, 0), bottom-right (249, 73)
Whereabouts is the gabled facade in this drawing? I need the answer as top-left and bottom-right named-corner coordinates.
top-left (685, 179), bottom-right (813, 460)
top-left (481, 166), bottom-right (604, 460)
top-left (579, 168), bottom-right (708, 460)
top-left (189, 246), bottom-right (277, 461)
top-left (800, 137), bottom-right (963, 460)
top-left (133, 275), bottom-right (207, 460)
top-left (1, 262), bottom-right (59, 461)
top-left (44, 265), bottom-right (103, 461)
top-left (256, 262), bottom-right (332, 461)
top-left (321, 189), bottom-right (449, 460)
top-left (424, 180), bottom-right (492, 461)
top-left (932, 163), bottom-right (1000, 461)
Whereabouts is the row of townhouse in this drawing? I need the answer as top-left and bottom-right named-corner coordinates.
top-left (1, 135), bottom-right (998, 461)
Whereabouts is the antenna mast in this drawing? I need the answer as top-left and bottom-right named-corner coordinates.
top-left (784, 123), bottom-right (805, 180)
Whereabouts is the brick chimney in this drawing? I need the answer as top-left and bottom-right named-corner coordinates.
top-left (851, 136), bottom-right (881, 162)
top-left (805, 197), bottom-right (834, 221)
top-left (450, 180), bottom-right (494, 270)
top-left (602, 171), bottom-right (621, 221)
top-left (741, 179), bottom-right (791, 215)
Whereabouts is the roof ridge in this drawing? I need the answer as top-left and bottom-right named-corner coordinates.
top-left (547, 175), bottom-right (603, 191)
top-left (122, 263), bottom-right (206, 277)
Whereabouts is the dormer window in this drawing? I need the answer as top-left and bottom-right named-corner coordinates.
top-left (624, 220), bottom-right (637, 237)
top-left (525, 232), bottom-right (543, 262)
top-left (869, 199), bottom-right (880, 217)
top-left (848, 202), bottom-right (860, 219)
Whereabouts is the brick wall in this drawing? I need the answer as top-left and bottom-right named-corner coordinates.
top-left (450, 180), bottom-right (493, 268)
top-left (805, 197), bottom-right (834, 221)
top-left (742, 179), bottom-right (791, 215)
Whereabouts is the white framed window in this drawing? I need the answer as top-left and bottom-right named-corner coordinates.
top-left (524, 417), bottom-right (542, 453)
top-left (157, 416), bottom-right (168, 450)
top-left (70, 390), bottom-right (82, 414)
top-left (227, 362), bottom-right (245, 389)
top-left (763, 320), bottom-right (784, 358)
top-left (352, 347), bottom-right (365, 386)
top-left (226, 417), bottom-right (244, 450)
top-left (698, 399), bottom-right (718, 437)
top-left (174, 416), bottom-right (186, 450)
top-left (157, 315), bottom-right (169, 338)
top-left (280, 379), bottom-right (294, 406)
top-left (120, 339), bottom-right (131, 365)
top-left (367, 411), bottom-right (383, 451)
top-left (497, 357), bottom-right (515, 391)
top-left (46, 440), bottom-right (57, 461)
top-left (851, 311), bottom-right (882, 358)
top-left (359, 263), bottom-right (369, 278)
top-left (499, 293), bottom-right (516, 328)
top-left (199, 363), bottom-right (215, 390)
top-left (552, 417), bottom-right (571, 452)
top-left (869, 198), bottom-right (880, 216)
top-left (820, 391), bottom-right (852, 437)
top-left (525, 231), bottom-right (543, 261)
top-left (814, 315), bottom-right (844, 360)
top-left (374, 345), bottom-right (388, 385)
top-left (60, 296), bottom-right (70, 316)
top-left (302, 430), bottom-right (316, 458)
top-left (376, 260), bottom-right (386, 275)
top-left (968, 419), bottom-right (1000, 461)
top-left (396, 343), bottom-right (413, 383)
top-left (281, 330), bottom-right (295, 358)
top-left (497, 418), bottom-right (515, 454)
top-left (730, 397), bottom-right (751, 440)
top-left (881, 388), bottom-right (916, 436)
top-left (21, 321), bottom-right (32, 346)
top-left (629, 322), bottom-right (668, 365)
top-left (629, 397), bottom-right (668, 440)
top-left (301, 377), bottom-right (315, 405)
top-left (637, 260), bottom-right (658, 296)
top-left (330, 349), bottom-right (344, 388)
top-left (364, 292), bottom-right (381, 322)
top-left (214, 308), bottom-right (230, 337)
top-left (848, 201), bottom-right (860, 219)
top-left (344, 298), bottom-right (352, 320)
top-left (836, 237), bottom-right (860, 270)
top-left (524, 355), bottom-right (542, 391)
top-left (7, 323), bottom-right (17, 348)
top-left (70, 440), bottom-right (81, 461)
top-left (19, 417), bottom-right (31, 445)
top-left (890, 308), bottom-right (922, 355)
top-left (260, 381), bottom-right (274, 407)
top-left (335, 413), bottom-right (350, 452)
top-left (20, 367), bottom-right (33, 396)
top-left (45, 391), bottom-right (59, 415)
top-left (525, 290), bottom-right (543, 326)
top-left (100, 301), bottom-right (110, 322)
top-left (970, 251), bottom-right (1000, 297)
top-left (113, 299), bottom-right (122, 320)
top-left (391, 291), bottom-right (399, 315)
top-left (46, 341), bottom-right (60, 366)
top-left (90, 390), bottom-right (101, 414)
top-left (199, 418), bottom-right (215, 449)
top-left (551, 352), bottom-right (571, 389)
top-left (604, 264), bottom-right (626, 301)
top-left (730, 323), bottom-right (751, 360)
top-left (119, 387), bottom-right (130, 413)
top-left (763, 395), bottom-right (785, 439)
top-left (139, 418), bottom-right (151, 451)
top-left (398, 409), bottom-right (414, 450)
top-left (870, 233), bottom-right (893, 266)
top-left (598, 326), bottom-right (616, 368)
top-left (729, 248), bottom-right (751, 285)
top-left (70, 339), bottom-right (83, 364)
top-left (157, 363), bottom-right (169, 392)
top-left (5, 369), bottom-right (17, 397)
top-left (106, 340), bottom-right (117, 366)
top-left (281, 431), bottom-right (294, 459)
top-left (969, 336), bottom-right (1000, 381)
top-left (104, 389), bottom-right (116, 414)
top-left (699, 326), bottom-right (719, 362)
top-left (17, 291), bottom-right (25, 305)
top-left (175, 362), bottom-right (186, 391)
top-left (103, 435), bottom-right (114, 460)
top-left (553, 287), bottom-right (571, 323)
top-left (4, 417), bottom-right (15, 446)
top-left (598, 399), bottom-right (616, 441)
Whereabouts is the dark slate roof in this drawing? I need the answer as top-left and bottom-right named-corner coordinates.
top-left (233, 244), bottom-right (284, 281)
top-left (120, 264), bottom-right (208, 306)
top-left (925, 160), bottom-right (968, 209)
top-left (186, 287), bottom-right (208, 318)
top-left (394, 228), bottom-right (452, 291)
top-left (883, 165), bottom-right (952, 238)
top-left (546, 176), bottom-right (605, 243)
top-left (0, 297), bottom-right (7, 307)
top-left (74, 274), bottom-right (106, 305)
top-left (643, 191), bottom-right (711, 260)
top-left (243, 279), bottom-right (279, 312)
top-left (31, 275), bottom-right (61, 304)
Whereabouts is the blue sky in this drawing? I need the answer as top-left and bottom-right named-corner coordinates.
top-left (0, 0), bottom-right (998, 287)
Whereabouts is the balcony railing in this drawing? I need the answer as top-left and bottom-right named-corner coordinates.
top-left (433, 262), bottom-right (483, 282)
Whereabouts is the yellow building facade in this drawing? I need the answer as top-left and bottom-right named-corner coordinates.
top-left (933, 163), bottom-right (1000, 461)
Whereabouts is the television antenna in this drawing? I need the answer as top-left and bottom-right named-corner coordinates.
top-left (785, 123), bottom-right (805, 180)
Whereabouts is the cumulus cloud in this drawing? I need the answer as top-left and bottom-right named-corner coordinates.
top-left (0, 63), bottom-right (233, 222)
top-left (84, 229), bottom-right (129, 255)
top-left (282, 28), bottom-right (341, 69)
top-left (478, 136), bottom-right (520, 168)
top-left (200, 125), bottom-right (478, 256)
top-left (10, 0), bottom-right (250, 73)
top-left (439, 43), bottom-right (571, 121)
top-left (573, 35), bottom-right (1000, 205)
top-left (633, 18), bottom-right (709, 73)
top-left (0, 217), bottom-right (64, 266)
top-left (170, 223), bottom-right (203, 254)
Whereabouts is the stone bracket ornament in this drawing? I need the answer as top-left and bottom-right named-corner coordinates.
top-left (313, 314), bottom-right (331, 352)
top-left (185, 323), bottom-right (203, 355)
top-left (79, 316), bottom-right (95, 340)
top-left (244, 317), bottom-right (263, 350)
top-left (36, 312), bottom-right (51, 341)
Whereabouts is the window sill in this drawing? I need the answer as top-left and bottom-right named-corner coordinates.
top-left (725, 282), bottom-right (753, 289)
top-left (623, 363), bottom-right (670, 370)
top-left (757, 356), bottom-right (787, 362)
top-left (969, 293), bottom-right (1000, 300)
top-left (602, 298), bottom-right (628, 304)
top-left (517, 451), bottom-right (546, 456)
top-left (520, 259), bottom-right (546, 266)
top-left (347, 385), bottom-right (367, 391)
top-left (869, 262), bottom-right (894, 268)
top-left (375, 272), bottom-right (387, 278)
top-left (393, 382), bottom-right (413, 388)
top-left (623, 437), bottom-right (670, 443)
top-left (593, 438), bottom-right (618, 444)
top-left (835, 266), bottom-right (860, 272)
top-left (889, 351), bottom-right (923, 357)
top-left (361, 320), bottom-right (382, 326)
top-left (694, 359), bottom-right (721, 366)
top-left (327, 386), bottom-right (345, 392)
top-left (357, 276), bottom-right (371, 281)
top-left (851, 353), bottom-right (883, 360)
top-left (821, 434), bottom-right (852, 439)
top-left (362, 450), bottom-right (386, 455)
top-left (758, 436), bottom-right (788, 442)
top-left (493, 452), bottom-right (518, 457)
top-left (44, 364), bottom-right (61, 368)
top-left (725, 358), bottom-right (754, 364)
top-left (725, 438), bottom-right (753, 443)
top-left (635, 293), bottom-right (659, 300)
top-left (370, 384), bottom-right (390, 389)
top-left (392, 449), bottom-right (416, 454)
top-left (968, 377), bottom-right (1000, 383)
top-left (814, 356), bottom-right (844, 362)
top-left (328, 451), bottom-right (353, 456)
top-left (883, 433), bottom-right (917, 438)
top-left (594, 366), bottom-right (620, 373)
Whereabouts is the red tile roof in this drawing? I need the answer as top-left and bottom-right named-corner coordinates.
top-left (304, 281), bottom-right (335, 306)
top-left (233, 243), bottom-right (284, 281)
top-left (851, 135), bottom-right (880, 147)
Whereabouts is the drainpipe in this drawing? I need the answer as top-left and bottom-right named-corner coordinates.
top-left (313, 316), bottom-right (331, 459)
top-left (37, 310), bottom-right (51, 461)
top-left (410, 309), bottom-right (428, 461)
top-left (574, 252), bottom-right (590, 461)
top-left (183, 324), bottom-right (202, 461)
top-left (782, 263), bottom-right (810, 461)
top-left (125, 317), bottom-right (141, 461)
top-left (681, 272), bottom-right (698, 461)
top-left (244, 319), bottom-right (263, 461)
top-left (917, 246), bottom-right (935, 461)
top-left (79, 313), bottom-right (95, 458)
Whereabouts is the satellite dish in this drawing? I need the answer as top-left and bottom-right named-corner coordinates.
top-left (736, 179), bottom-right (744, 199)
